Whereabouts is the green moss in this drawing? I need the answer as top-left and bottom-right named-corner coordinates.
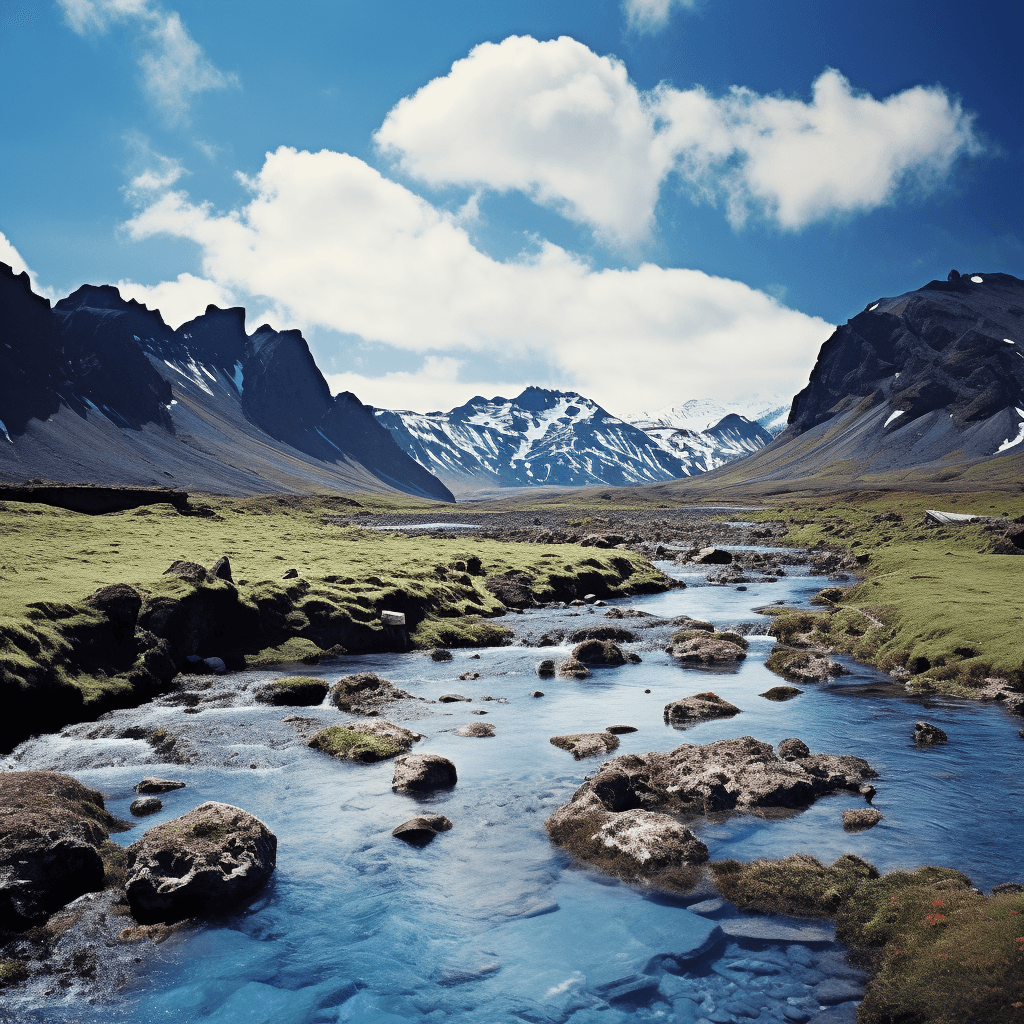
top-left (0, 958), bottom-right (29, 987)
top-left (191, 821), bottom-right (230, 842)
top-left (254, 675), bottom-right (329, 705)
top-left (308, 726), bottom-right (402, 762)
top-left (410, 616), bottom-right (513, 649)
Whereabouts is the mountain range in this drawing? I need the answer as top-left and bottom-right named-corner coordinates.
top-left (0, 263), bottom-right (454, 501)
top-left (374, 389), bottom-right (772, 493)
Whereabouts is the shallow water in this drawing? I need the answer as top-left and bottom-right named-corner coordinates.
top-left (5, 558), bottom-right (1022, 1024)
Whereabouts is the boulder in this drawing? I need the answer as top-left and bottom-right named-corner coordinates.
top-left (392, 754), bottom-right (458, 793)
top-left (914, 721), bottom-right (948, 745)
top-left (124, 802), bottom-right (277, 924)
top-left (163, 560), bottom-right (208, 584)
top-left (458, 671), bottom-right (480, 681)
top-left (550, 733), bottom-right (620, 760)
top-left (556, 657), bottom-right (591, 679)
top-left (777, 738), bottom-right (811, 761)
top-left (309, 721), bottom-right (417, 763)
top-left (568, 625), bottom-right (639, 644)
top-left (664, 692), bottom-right (741, 727)
top-left (129, 797), bottom-right (162, 817)
top-left (696, 548), bottom-right (733, 565)
top-left (134, 778), bottom-right (186, 794)
top-left (0, 771), bottom-right (127, 930)
top-left (536, 659), bottom-right (556, 678)
top-left (669, 635), bottom-right (746, 665)
top-left (329, 672), bottom-right (412, 713)
top-left (572, 639), bottom-right (630, 666)
top-left (593, 810), bottom-right (708, 871)
top-left (842, 809), bottom-right (883, 832)
top-left (605, 725), bottom-right (637, 735)
top-left (281, 568), bottom-right (299, 579)
top-left (429, 648), bottom-right (453, 662)
top-left (438, 693), bottom-right (471, 703)
top-left (760, 686), bottom-right (803, 702)
top-left (766, 647), bottom-right (847, 682)
top-left (456, 722), bottom-right (495, 738)
top-left (392, 815), bottom-right (453, 846)
top-left (202, 656), bottom-right (227, 674)
top-left (84, 583), bottom-right (142, 635)
top-left (255, 675), bottom-right (329, 706)
top-left (209, 556), bottom-right (233, 582)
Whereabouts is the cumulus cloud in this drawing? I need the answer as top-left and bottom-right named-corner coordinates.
top-left (0, 230), bottom-right (56, 300)
top-left (376, 36), bottom-right (981, 243)
top-left (123, 146), bottom-right (832, 413)
top-left (57, 0), bottom-right (235, 118)
top-left (623, 0), bottom-right (696, 34)
top-left (116, 272), bottom-right (235, 328)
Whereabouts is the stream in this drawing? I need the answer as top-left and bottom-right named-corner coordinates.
top-left (4, 550), bottom-right (1022, 1024)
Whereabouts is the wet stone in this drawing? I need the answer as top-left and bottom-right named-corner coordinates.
top-left (133, 778), bottom-right (186, 794)
top-left (129, 797), bottom-right (162, 817)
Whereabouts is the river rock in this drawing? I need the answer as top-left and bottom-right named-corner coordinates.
top-left (330, 672), bottom-right (412, 713)
top-left (766, 648), bottom-right (847, 682)
top-left (308, 721), bottom-right (417, 762)
top-left (663, 692), bottom-right (741, 726)
top-left (606, 725), bottom-right (637, 734)
top-left (842, 808), bottom-right (883, 831)
top-left (914, 721), bottom-right (948, 745)
top-left (536, 659), bottom-right (556, 677)
top-left (593, 809), bottom-right (708, 870)
top-left (134, 778), bottom-right (187, 794)
top-left (568, 625), bottom-right (639, 644)
top-left (572, 639), bottom-right (634, 666)
top-left (429, 648), bottom-right (453, 662)
top-left (778, 738), bottom-right (810, 761)
top-left (124, 802), bottom-right (277, 924)
top-left (438, 693), bottom-right (471, 703)
top-left (456, 722), bottom-right (495, 738)
top-left (669, 635), bottom-right (746, 665)
top-left (256, 676), bottom-right (330, 706)
top-left (719, 918), bottom-right (833, 943)
top-left (0, 771), bottom-right (126, 930)
top-left (550, 732), bottom-right (620, 759)
top-left (761, 686), bottom-right (803, 701)
top-left (392, 815), bottom-right (453, 846)
top-left (129, 797), bottom-right (162, 817)
top-left (556, 657), bottom-right (591, 678)
top-left (696, 547), bottom-right (733, 565)
top-left (392, 754), bottom-right (458, 793)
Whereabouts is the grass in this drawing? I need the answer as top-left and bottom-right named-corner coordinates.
top-left (711, 855), bottom-right (1024, 1024)
top-left (745, 492), bottom-right (1024, 693)
top-left (0, 493), bottom-right (667, 748)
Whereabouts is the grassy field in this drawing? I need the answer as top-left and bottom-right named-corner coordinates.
top-left (747, 491), bottom-right (1024, 692)
top-left (0, 492), bottom-right (668, 746)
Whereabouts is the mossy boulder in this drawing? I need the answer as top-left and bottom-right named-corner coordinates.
top-left (765, 646), bottom-right (847, 682)
top-left (571, 639), bottom-right (636, 666)
top-left (308, 721), bottom-right (416, 763)
top-left (329, 672), bottom-right (412, 713)
top-left (669, 634), bottom-right (747, 665)
top-left (254, 675), bottom-right (329, 706)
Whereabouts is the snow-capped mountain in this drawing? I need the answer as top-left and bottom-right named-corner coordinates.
top-left (374, 387), bottom-right (772, 492)
top-left (630, 395), bottom-right (791, 436)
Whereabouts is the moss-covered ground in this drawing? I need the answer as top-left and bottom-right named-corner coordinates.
top-left (0, 493), bottom-right (667, 746)
top-left (711, 855), bottom-right (1024, 1024)
top-left (744, 491), bottom-right (1024, 694)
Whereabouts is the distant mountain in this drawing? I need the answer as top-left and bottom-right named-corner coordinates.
top-left (374, 387), bottom-right (770, 492)
top-left (628, 412), bottom-right (774, 475)
top-left (0, 265), bottom-right (454, 501)
top-left (629, 395), bottom-right (791, 436)
top-left (669, 271), bottom-right (1024, 491)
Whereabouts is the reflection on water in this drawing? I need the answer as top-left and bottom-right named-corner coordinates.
top-left (6, 560), bottom-right (1021, 1023)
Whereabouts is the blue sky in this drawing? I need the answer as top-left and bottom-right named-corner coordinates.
top-left (1, 0), bottom-right (1021, 415)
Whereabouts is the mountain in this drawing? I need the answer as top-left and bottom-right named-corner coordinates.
top-left (629, 395), bottom-right (791, 436)
top-left (0, 265), bottom-right (454, 501)
top-left (626, 411), bottom-right (774, 475)
top-left (662, 271), bottom-right (1024, 494)
top-left (374, 387), bottom-right (770, 492)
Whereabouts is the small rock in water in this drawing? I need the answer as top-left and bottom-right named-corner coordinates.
top-left (663, 692), bottom-right (742, 727)
top-left (392, 814), bottom-right (453, 846)
top-left (605, 725), bottom-right (637, 734)
top-left (530, 690), bottom-right (544, 698)
top-left (430, 648), bottom-right (454, 662)
top-left (556, 657), bottom-right (591, 678)
top-left (470, 709), bottom-right (488, 715)
top-left (129, 797), bottom-right (162, 817)
top-left (202, 657), bottom-right (227, 674)
top-left (914, 721), bottom-right (948, 745)
top-left (392, 754), bottom-right (458, 793)
top-left (458, 671), bottom-right (480, 680)
top-left (536, 659), bottom-right (556, 677)
top-left (549, 732), bottom-right (620, 760)
top-left (438, 693), bottom-right (471, 703)
top-left (455, 722), bottom-right (495, 738)
top-left (134, 778), bottom-right (186, 794)
top-left (843, 808), bottom-right (883, 831)
top-left (760, 686), bottom-right (803, 702)
top-left (859, 784), bottom-right (877, 803)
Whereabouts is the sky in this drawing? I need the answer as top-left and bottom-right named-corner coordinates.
top-left (1, 0), bottom-right (1021, 416)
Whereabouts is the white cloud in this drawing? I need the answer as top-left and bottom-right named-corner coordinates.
top-left (623, 0), bottom-right (696, 34)
top-left (123, 145), bottom-right (833, 413)
top-left (0, 230), bottom-right (56, 300)
top-left (116, 272), bottom-right (235, 328)
top-left (122, 134), bottom-right (188, 203)
top-left (376, 37), bottom-right (981, 243)
top-left (57, 0), bottom-right (235, 118)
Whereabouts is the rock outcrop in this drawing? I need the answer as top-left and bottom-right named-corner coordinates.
top-left (914, 721), bottom-right (948, 745)
top-left (0, 771), bottom-right (128, 930)
top-left (124, 802), bottom-right (277, 924)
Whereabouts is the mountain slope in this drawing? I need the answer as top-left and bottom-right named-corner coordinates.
top-left (0, 266), bottom-right (454, 501)
top-left (629, 395), bottom-right (791, 436)
top-left (661, 271), bottom-right (1024, 495)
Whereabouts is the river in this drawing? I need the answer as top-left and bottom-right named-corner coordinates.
top-left (5, 549), bottom-right (1022, 1024)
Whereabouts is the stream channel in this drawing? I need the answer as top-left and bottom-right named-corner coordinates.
top-left (4, 549), bottom-right (1023, 1024)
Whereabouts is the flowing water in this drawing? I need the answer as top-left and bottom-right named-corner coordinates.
top-left (5, 553), bottom-right (1022, 1024)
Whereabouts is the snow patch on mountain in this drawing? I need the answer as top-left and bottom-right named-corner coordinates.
top-left (630, 394), bottom-right (791, 436)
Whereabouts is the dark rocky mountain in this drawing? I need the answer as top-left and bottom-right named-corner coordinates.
top-left (680, 271), bottom-right (1024, 490)
top-left (0, 265), bottom-right (454, 501)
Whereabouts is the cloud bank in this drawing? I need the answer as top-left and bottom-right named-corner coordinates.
top-left (57, 0), bottom-right (235, 118)
top-left (124, 145), bottom-right (833, 413)
top-left (377, 36), bottom-right (981, 244)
